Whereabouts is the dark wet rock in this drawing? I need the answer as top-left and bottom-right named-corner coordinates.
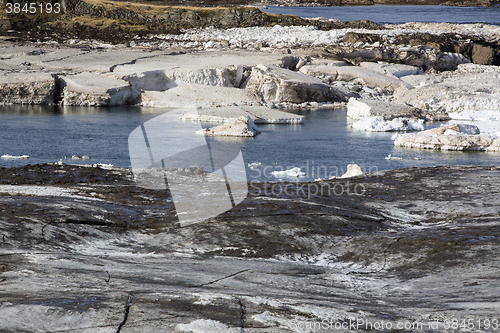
top-left (395, 32), bottom-right (500, 66)
top-left (0, 164), bottom-right (500, 330)
top-left (342, 31), bottom-right (383, 44)
top-left (471, 43), bottom-right (497, 65)
top-left (339, 32), bottom-right (499, 67)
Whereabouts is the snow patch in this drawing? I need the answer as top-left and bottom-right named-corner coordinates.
top-left (175, 319), bottom-right (239, 333)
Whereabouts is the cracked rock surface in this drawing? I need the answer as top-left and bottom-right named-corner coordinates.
top-left (0, 164), bottom-right (499, 332)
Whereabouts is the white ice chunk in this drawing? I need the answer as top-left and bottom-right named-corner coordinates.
top-left (1, 154), bottom-right (29, 159)
top-left (196, 116), bottom-right (261, 137)
top-left (352, 116), bottom-right (424, 132)
top-left (271, 167), bottom-right (305, 178)
top-left (340, 164), bottom-right (363, 178)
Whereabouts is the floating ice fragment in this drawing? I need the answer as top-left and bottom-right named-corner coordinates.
top-left (271, 167), bottom-right (305, 178)
top-left (385, 154), bottom-right (403, 160)
top-left (353, 116), bottom-right (424, 132)
top-left (248, 162), bottom-right (262, 169)
top-left (1, 154), bottom-right (29, 159)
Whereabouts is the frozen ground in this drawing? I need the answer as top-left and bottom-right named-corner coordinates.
top-left (0, 164), bottom-right (499, 332)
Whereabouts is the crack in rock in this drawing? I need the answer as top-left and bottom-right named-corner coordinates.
top-left (116, 294), bottom-right (133, 333)
top-left (236, 298), bottom-right (245, 333)
top-left (109, 51), bottom-right (185, 73)
top-left (196, 268), bottom-right (250, 287)
top-left (45, 51), bottom-right (91, 63)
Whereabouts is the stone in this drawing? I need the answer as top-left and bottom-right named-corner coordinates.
top-left (0, 72), bottom-right (55, 105)
top-left (471, 44), bottom-right (496, 65)
top-left (1, 164), bottom-right (500, 332)
top-left (342, 32), bottom-right (383, 44)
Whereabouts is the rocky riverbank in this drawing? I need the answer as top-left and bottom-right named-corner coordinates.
top-left (1, 164), bottom-right (500, 332)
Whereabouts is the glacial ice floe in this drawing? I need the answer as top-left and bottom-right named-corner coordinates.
top-left (394, 63), bottom-right (500, 114)
top-left (347, 98), bottom-right (447, 122)
top-left (392, 124), bottom-right (500, 151)
top-left (60, 73), bottom-right (140, 107)
top-left (1, 25), bottom-right (499, 153)
top-left (140, 83), bottom-right (262, 108)
top-left (301, 64), bottom-right (413, 91)
top-left (0, 73), bottom-right (55, 105)
top-left (353, 116), bottom-right (425, 132)
top-left (180, 105), bottom-right (304, 124)
top-left (196, 116), bottom-right (260, 137)
top-left (243, 64), bottom-right (338, 104)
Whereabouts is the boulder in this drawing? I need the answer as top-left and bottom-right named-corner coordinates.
top-left (243, 65), bottom-right (337, 104)
top-left (342, 32), bottom-right (383, 45)
top-left (60, 73), bottom-right (139, 106)
top-left (196, 116), bottom-right (260, 137)
top-left (347, 98), bottom-right (449, 122)
top-left (0, 72), bottom-right (55, 105)
top-left (471, 44), bottom-right (496, 65)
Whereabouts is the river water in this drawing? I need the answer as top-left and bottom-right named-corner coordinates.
top-left (1, 106), bottom-right (498, 182)
top-left (263, 5), bottom-right (500, 25)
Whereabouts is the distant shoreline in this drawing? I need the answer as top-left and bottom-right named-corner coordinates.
top-left (252, 1), bottom-right (500, 7)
